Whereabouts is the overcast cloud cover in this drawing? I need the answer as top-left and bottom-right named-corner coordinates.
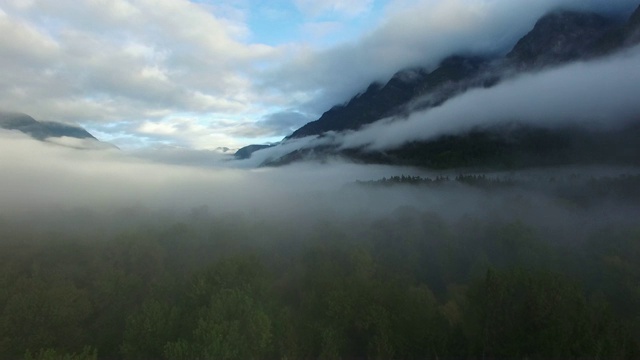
top-left (0, 0), bottom-right (638, 150)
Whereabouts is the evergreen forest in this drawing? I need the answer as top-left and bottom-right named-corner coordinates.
top-left (1, 174), bottom-right (639, 359)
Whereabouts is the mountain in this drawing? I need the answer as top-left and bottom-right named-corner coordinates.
top-left (287, 56), bottom-right (491, 140)
top-left (287, 9), bottom-right (627, 141)
top-left (0, 111), bottom-right (116, 150)
top-left (506, 10), bottom-right (615, 67)
top-left (248, 5), bottom-right (640, 169)
top-left (0, 111), bottom-right (96, 141)
top-left (234, 144), bottom-right (275, 159)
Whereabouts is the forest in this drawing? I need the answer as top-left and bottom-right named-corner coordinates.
top-left (1, 173), bottom-right (639, 359)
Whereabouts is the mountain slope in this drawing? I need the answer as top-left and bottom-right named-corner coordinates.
top-left (287, 10), bottom-right (624, 142)
top-left (287, 56), bottom-right (489, 139)
top-left (506, 10), bottom-right (615, 67)
top-left (248, 5), bottom-right (640, 169)
top-left (0, 111), bottom-right (96, 141)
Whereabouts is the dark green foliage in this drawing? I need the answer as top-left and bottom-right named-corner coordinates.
top-left (1, 185), bottom-right (639, 359)
top-left (382, 124), bottom-right (640, 169)
top-left (24, 347), bottom-right (97, 360)
top-left (164, 287), bottom-right (272, 360)
top-left (359, 173), bottom-right (640, 207)
top-left (463, 268), bottom-right (634, 358)
top-left (0, 278), bottom-right (92, 357)
top-left (121, 300), bottom-right (180, 359)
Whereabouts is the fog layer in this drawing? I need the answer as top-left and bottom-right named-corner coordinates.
top-left (2, 129), bottom-right (640, 243)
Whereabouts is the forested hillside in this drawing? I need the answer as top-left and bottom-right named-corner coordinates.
top-left (1, 175), bottom-right (639, 359)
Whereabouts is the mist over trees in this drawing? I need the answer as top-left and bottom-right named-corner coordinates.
top-left (1, 173), bottom-right (639, 359)
top-left (2, 4), bottom-right (640, 357)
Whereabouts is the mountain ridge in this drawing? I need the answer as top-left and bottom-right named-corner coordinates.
top-left (0, 111), bottom-right (115, 150)
top-left (237, 4), bottom-right (640, 168)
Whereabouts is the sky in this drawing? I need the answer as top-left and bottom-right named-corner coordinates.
top-left (0, 0), bottom-right (638, 151)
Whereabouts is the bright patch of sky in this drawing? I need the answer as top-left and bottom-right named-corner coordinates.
top-left (246, 0), bottom-right (388, 47)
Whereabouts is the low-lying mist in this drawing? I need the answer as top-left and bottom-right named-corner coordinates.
top-left (2, 128), bottom-right (640, 359)
top-left (2, 128), bottom-right (639, 241)
top-left (247, 44), bottom-right (640, 166)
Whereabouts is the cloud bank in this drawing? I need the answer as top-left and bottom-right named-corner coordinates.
top-left (0, 129), bottom-right (432, 217)
top-left (245, 43), bottom-right (640, 162)
top-left (339, 45), bottom-right (640, 151)
top-left (2, 128), bottom-right (640, 249)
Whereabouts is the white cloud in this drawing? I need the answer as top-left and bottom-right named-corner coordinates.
top-left (333, 46), bottom-right (640, 151)
top-left (0, 0), bottom-right (276, 127)
top-left (263, 0), bottom-right (638, 116)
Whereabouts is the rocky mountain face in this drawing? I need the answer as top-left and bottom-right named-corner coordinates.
top-left (241, 5), bottom-right (640, 168)
top-left (286, 56), bottom-right (490, 140)
top-left (0, 111), bottom-right (97, 141)
top-left (506, 11), bottom-right (615, 67)
top-left (288, 9), bottom-right (637, 140)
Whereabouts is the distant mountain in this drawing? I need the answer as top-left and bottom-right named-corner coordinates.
top-left (506, 10), bottom-right (615, 67)
top-left (287, 56), bottom-right (490, 140)
top-left (0, 111), bottom-right (116, 150)
top-left (0, 111), bottom-right (96, 141)
top-left (289, 9), bottom-right (629, 141)
top-left (234, 144), bottom-right (275, 159)
top-left (250, 5), bottom-right (640, 169)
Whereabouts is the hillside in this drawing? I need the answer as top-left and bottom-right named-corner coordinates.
top-left (239, 5), bottom-right (640, 169)
top-left (0, 111), bottom-right (96, 141)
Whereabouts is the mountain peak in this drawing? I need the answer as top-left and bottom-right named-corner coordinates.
top-left (626, 4), bottom-right (640, 43)
top-left (630, 5), bottom-right (640, 27)
top-left (507, 10), bottom-right (614, 67)
top-left (0, 111), bottom-right (96, 141)
top-left (249, 6), bottom-right (640, 169)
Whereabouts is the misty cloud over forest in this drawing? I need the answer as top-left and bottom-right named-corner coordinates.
top-left (2, 2), bottom-right (640, 358)
top-left (247, 44), bottom-right (640, 164)
top-left (2, 127), bottom-right (639, 236)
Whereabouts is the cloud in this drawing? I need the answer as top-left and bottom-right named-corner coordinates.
top-left (262, 0), bottom-right (638, 116)
top-left (3, 128), bottom-right (640, 244)
top-left (0, 128), bottom-right (426, 214)
top-left (1, 0), bottom-right (638, 150)
top-left (0, 0), bottom-right (275, 126)
top-left (334, 45), bottom-right (640, 151)
top-left (44, 136), bottom-right (117, 150)
top-left (246, 43), bottom-right (640, 162)
top-left (258, 111), bottom-right (314, 135)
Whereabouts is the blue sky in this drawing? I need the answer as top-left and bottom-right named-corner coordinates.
top-left (244, 0), bottom-right (389, 46)
top-left (0, 0), bottom-right (637, 151)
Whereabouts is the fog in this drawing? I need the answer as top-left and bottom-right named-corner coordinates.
top-left (2, 128), bottom-right (640, 244)
top-left (341, 45), bottom-right (640, 151)
top-left (3, 3), bottom-right (640, 358)
top-left (4, 122), bottom-right (640, 358)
